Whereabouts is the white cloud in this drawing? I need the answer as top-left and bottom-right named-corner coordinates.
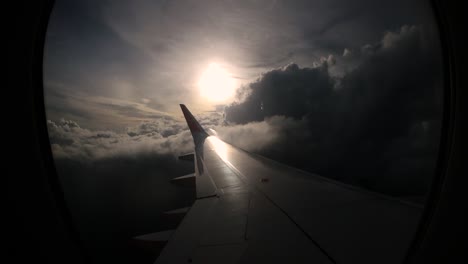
top-left (382, 25), bottom-right (419, 49)
top-left (214, 115), bottom-right (308, 152)
top-left (326, 54), bottom-right (336, 66)
top-left (343, 48), bottom-right (351, 57)
top-left (47, 119), bottom-right (194, 161)
top-left (47, 114), bottom-right (306, 162)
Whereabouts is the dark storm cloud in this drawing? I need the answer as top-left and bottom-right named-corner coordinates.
top-left (223, 25), bottom-right (443, 197)
top-left (225, 60), bottom-right (335, 123)
top-left (296, 0), bottom-right (436, 55)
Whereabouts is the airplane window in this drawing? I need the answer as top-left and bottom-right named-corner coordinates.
top-left (43, 0), bottom-right (443, 263)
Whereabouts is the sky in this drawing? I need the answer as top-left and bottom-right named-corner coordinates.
top-left (44, 0), bottom-right (438, 127)
top-left (43, 0), bottom-right (443, 262)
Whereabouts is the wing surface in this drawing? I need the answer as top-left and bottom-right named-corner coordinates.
top-left (155, 104), bottom-right (422, 264)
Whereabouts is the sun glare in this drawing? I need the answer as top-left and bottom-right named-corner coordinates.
top-left (207, 136), bottom-right (228, 161)
top-left (198, 63), bottom-right (237, 102)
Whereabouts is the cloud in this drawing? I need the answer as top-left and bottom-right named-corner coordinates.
top-left (214, 115), bottom-right (308, 152)
top-left (326, 54), bottom-right (336, 66)
top-left (47, 118), bottom-right (194, 162)
top-left (223, 25), bottom-right (443, 197)
top-left (225, 61), bottom-right (334, 124)
top-left (343, 48), bottom-right (351, 57)
top-left (194, 111), bottom-right (224, 128)
top-left (382, 24), bottom-right (419, 49)
top-left (126, 118), bottom-right (186, 138)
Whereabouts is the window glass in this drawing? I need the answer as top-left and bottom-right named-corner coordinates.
top-left (44, 0), bottom-right (443, 263)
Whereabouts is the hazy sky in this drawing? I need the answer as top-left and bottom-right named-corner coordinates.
top-left (44, 0), bottom-right (437, 130)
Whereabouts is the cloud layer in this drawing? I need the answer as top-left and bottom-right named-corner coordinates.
top-left (47, 118), bottom-right (194, 161)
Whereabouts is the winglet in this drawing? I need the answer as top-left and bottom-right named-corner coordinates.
top-left (180, 104), bottom-right (209, 146)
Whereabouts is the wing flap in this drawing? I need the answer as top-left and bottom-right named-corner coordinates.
top-left (170, 173), bottom-right (195, 186)
top-left (134, 230), bottom-right (174, 242)
top-left (178, 152), bottom-right (194, 161)
top-left (195, 154), bottom-right (218, 198)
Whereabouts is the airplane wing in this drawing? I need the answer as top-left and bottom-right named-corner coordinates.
top-left (153, 104), bottom-right (423, 264)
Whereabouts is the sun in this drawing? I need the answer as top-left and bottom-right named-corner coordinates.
top-left (198, 63), bottom-right (237, 102)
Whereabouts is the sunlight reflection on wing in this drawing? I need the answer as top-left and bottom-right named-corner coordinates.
top-left (207, 136), bottom-right (228, 161)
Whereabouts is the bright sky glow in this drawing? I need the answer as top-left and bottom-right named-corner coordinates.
top-left (198, 63), bottom-right (237, 102)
